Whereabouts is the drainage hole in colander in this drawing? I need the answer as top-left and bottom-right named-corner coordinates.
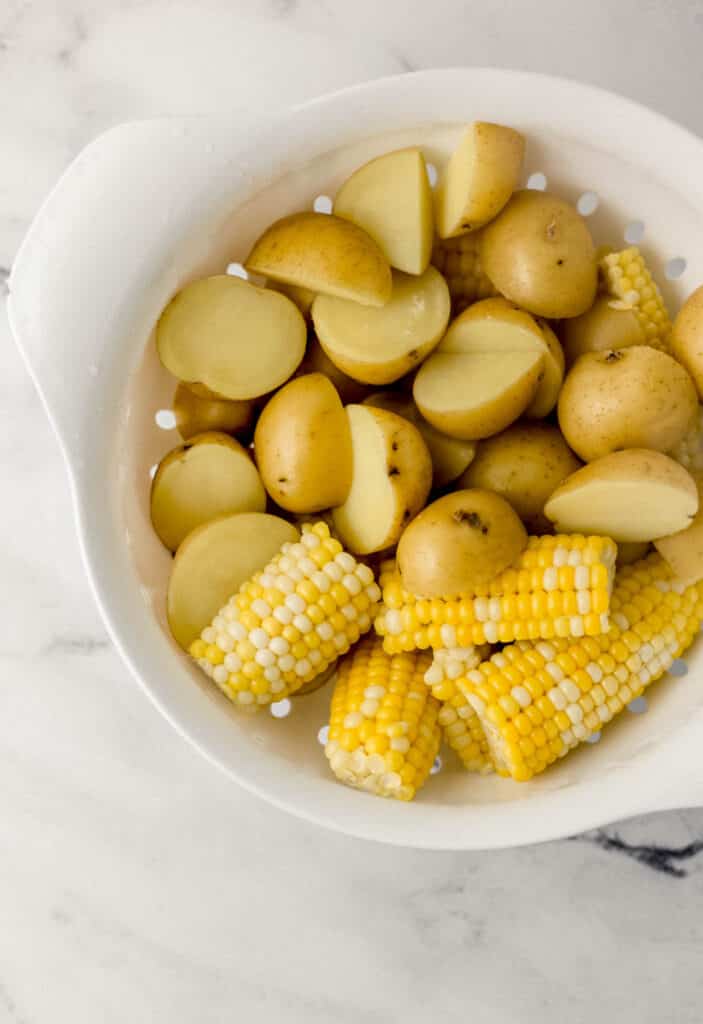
top-left (270, 698), bottom-right (292, 719)
top-left (624, 220), bottom-right (645, 244)
top-left (627, 696), bottom-right (648, 714)
top-left (313, 194), bottom-right (333, 214)
top-left (225, 262), bottom-right (249, 280)
top-left (665, 257), bottom-right (687, 280)
top-left (576, 191), bottom-right (599, 216)
top-left (149, 463), bottom-right (158, 480)
top-left (526, 171), bottom-right (547, 191)
top-left (669, 658), bottom-right (689, 677)
top-left (586, 731), bottom-right (601, 744)
top-left (317, 724), bottom-right (329, 745)
top-left (426, 162), bottom-right (438, 188)
top-left (430, 755), bottom-right (443, 775)
top-left (155, 409), bottom-right (177, 430)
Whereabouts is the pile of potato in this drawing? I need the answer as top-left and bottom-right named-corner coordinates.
top-left (151, 120), bottom-right (703, 651)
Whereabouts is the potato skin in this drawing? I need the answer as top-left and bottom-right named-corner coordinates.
top-left (173, 383), bottom-right (254, 441)
top-left (671, 285), bottom-right (703, 399)
top-left (560, 295), bottom-right (645, 367)
top-left (459, 423), bottom-right (581, 532)
top-left (558, 346), bottom-right (698, 462)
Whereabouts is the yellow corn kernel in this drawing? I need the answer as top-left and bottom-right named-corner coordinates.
top-left (600, 246), bottom-right (671, 350)
top-left (431, 232), bottom-right (497, 313)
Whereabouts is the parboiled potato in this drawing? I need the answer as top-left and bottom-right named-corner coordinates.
top-left (480, 190), bottom-right (598, 318)
top-left (167, 513), bottom-right (298, 649)
top-left (435, 122), bottom-right (525, 239)
top-left (363, 391), bottom-right (475, 488)
top-left (297, 336), bottom-right (372, 405)
top-left (268, 281), bottom-right (316, 319)
top-left (525, 322), bottom-right (565, 418)
top-left (458, 423), bottom-right (581, 532)
top-left (254, 373), bottom-right (352, 513)
top-left (246, 212), bottom-right (392, 307)
top-left (334, 147), bottom-right (434, 275)
top-left (173, 383), bottom-right (254, 441)
top-left (558, 346), bottom-right (698, 462)
top-left (396, 489), bottom-right (528, 597)
top-left (655, 471), bottom-right (703, 581)
top-left (312, 266), bottom-right (450, 385)
top-left (332, 405), bottom-right (432, 554)
top-left (544, 449), bottom-right (698, 542)
top-left (151, 433), bottom-right (266, 551)
top-left (671, 285), bottom-right (703, 399)
top-left (560, 295), bottom-right (645, 367)
top-left (157, 275), bottom-right (306, 400)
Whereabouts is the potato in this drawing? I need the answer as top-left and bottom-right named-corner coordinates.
top-left (334, 148), bottom-right (433, 274)
top-left (297, 337), bottom-right (372, 405)
top-left (363, 391), bottom-right (475, 488)
top-left (396, 489), bottom-right (527, 597)
top-left (312, 266), bottom-right (450, 385)
top-left (617, 541), bottom-right (651, 566)
top-left (246, 212), bottom-right (392, 307)
top-left (253, 373), bottom-right (352, 513)
top-left (544, 449), bottom-right (698, 542)
top-left (525, 322), bottom-right (565, 418)
top-left (655, 472), bottom-right (703, 581)
top-left (435, 122), bottom-right (525, 239)
top-left (558, 346), bottom-right (698, 462)
top-left (560, 295), bottom-right (645, 367)
top-left (173, 383), bottom-right (254, 441)
top-left (151, 433), bottom-right (266, 551)
top-left (156, 275), bottom-right (306, 400)
top-left (332, 405), bottom-right (432, 554)
top-left (480, 190), bottom-right (597, 318)
top-left (167, 513), bottom-right (298, 649)
top-left (459, 423), bottom-right (581, 532)
top-left (671, 285), bottom-right (703, 399)
top-left (268, 281), bottom-right (316, 319)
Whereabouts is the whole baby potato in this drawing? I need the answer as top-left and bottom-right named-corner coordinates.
top-left (560, 295), bottom-right (645, 367)
top-left (671, 284), bottom-right (703, 399)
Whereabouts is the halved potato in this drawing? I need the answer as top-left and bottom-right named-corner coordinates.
top-left (156, 275), bottom-right (306, 400)
top-left (254, 373), bottom-right (352, 513)
top-left (167, 513), bottom-right (298, 649)
top-left (525, 322), bottom-right (565, 418)
top-left (297, 337), bottom-right (372, 405)
top-left (334, 147), bottom-right (434, 275)
top-left (246, 212), bottom-right (392, 307)
top-left (151, 433), bottom-right (266, 551)
top-left (655, 471), bottom-right (703, 581)
top-left (173, 383), bottom-right (254, 441)
top-left (332, 405), bottom-right (432, 554)
top-left (560, 295), bottom-right (645, 367)
top-left (312, 266), bottom-right (450, 385)
top-left (435, 122), bottom-right (525, 239)
top-left (544, 450), bottom-right (699, 542)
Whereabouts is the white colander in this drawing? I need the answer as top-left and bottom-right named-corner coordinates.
top-left (10, 68), bottom-right (703, 850)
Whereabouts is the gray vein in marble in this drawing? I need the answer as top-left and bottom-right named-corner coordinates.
top-left (0, 980), bottom-right (30, 1024)
top-left (42, 634), bottom-right (111, 657)
top-left (0, 266), bottom-right (8, 295)
top-left (574, 829), bottom-right (703, 878)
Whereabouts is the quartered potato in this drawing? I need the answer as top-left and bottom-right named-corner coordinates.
top-left (525, 322), bottom-right (565, 418)
top-left (173, 383), bottom-right (255, 441)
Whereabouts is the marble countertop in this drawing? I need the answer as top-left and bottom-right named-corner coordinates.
top-left (3, 1), bottom-right (703, 1021)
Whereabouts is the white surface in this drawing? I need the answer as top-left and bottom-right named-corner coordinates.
top-left (3, 0), bottom-right (703, 1020)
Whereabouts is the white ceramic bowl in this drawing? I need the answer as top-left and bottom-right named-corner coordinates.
top-left (10, 68), bottom-right (703, 849)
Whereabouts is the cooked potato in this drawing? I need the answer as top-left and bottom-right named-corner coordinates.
top-left (254, 373), bottom-right (352, 513)
top-left (167, 513), bottom-right (298, 649)
top-left (173, 383), bottom-right (254, 441)
top-left (655, 471), bottom-right (703, 581)
top-left (268, 281), bottom-right (316, 318)
top-left (558, 346), bottom-right (698, 462)
top-left (364, 391), bottom-right (475, 487)
top-left (312, 266), bottom-right (450, 385)
top-left (151, 433), bottom-right (266, 551)
top-left (459, 423), bottom-right (581, 532)
top-left (525, 322), bottom-right (565, 418)
top-left (156, 275), bottom-right (306, 400)
top-left (396, 489), bottom-right (527, 597)
top-left (671, 285), bottom-right (703, 399)
top-left (544, 450), bottom-right (698, 542)
top-left (332, 405), bottom-right (432, 554)
top-left (297, 337), bottom-right (372, 405)
top-left (245, 212), bottom-right (392, 307)
top-left (480, 190), bottom-right (597, 318)
top-left (617, 541), bottom-right (651, 566)
top-left (334, 148), bottom-right (434, 274)
top-left (435, 122), bottom-right (525, 239)
top-left (560, 295), bottom-right (645, 366)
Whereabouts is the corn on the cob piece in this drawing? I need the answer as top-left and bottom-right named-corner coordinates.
top-left (456, 553), bottom-right (703, 781)
top-left (190, 522), bottom-right (381, 709)
top-left (325, 635), bottom-right (440, 800)
top-left (599, 246), bottom-right (671, 350)
top-left (424, 646), bottom-right (494, 773)
top-left (376, 535), bottom-right (617, 654)
top-left (668, 406), bottom-right (703, 472)
top-left (432, 233), bottom-right (497, 314)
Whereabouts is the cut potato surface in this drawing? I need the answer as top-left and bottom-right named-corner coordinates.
top-left (544, 450), bottom-right (699, 542)
top-left (156, 275), bottom-right (306, 400)
top-left (525, 322), bottom-right (565, 418)
top-left (655, 472), bottom-right (703, 581)
top-left (312, 266), bottom-right (450, 385)
top-left (246, 212), bottom-right (392, 307)
top-left (173, 383), bottom-right (254, 441)
top-left (167, 513), bottom-right (298, 649)
top-left (435, 122), bottom-right (525, 239)
top-left (334, 147), bottom-right (434, 275)
top-left (332, 405), bottom-right (432, 555)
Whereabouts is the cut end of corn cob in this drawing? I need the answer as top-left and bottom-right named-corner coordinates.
top-left (668, 405), bottom-right (703, 472)
top-left (425, 646), bottom-right (495, 773)
top-left (599, 246), bottom-right (671, 350)
top-left (432, 233), bottom-right (498, 314)
top-left (325, 635), bottom-right (440, 800)
top-left (456, 553), bottom-right (703, 781)
top-left (376, 535), bottom-right (617, 654)
top-left (190, 522), bottom-right (381, 709)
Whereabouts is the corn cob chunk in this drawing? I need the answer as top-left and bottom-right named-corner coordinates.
top-left (376, 535), bottom-right (617, 654)
top-left (424, 646), bottom-right (494, 773)
top-left (190, 522), bottom-right (381, 709)
top-left (599, 246), bottom-right (671, 350)
top-left (432, 233), bottom-right (497, 314)
top-left (325, 635), bottom-right (440, 801)
top-left (668, 405), bottom-right (703, 472)
top-left (457, 553), bottom-right (703, 781)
